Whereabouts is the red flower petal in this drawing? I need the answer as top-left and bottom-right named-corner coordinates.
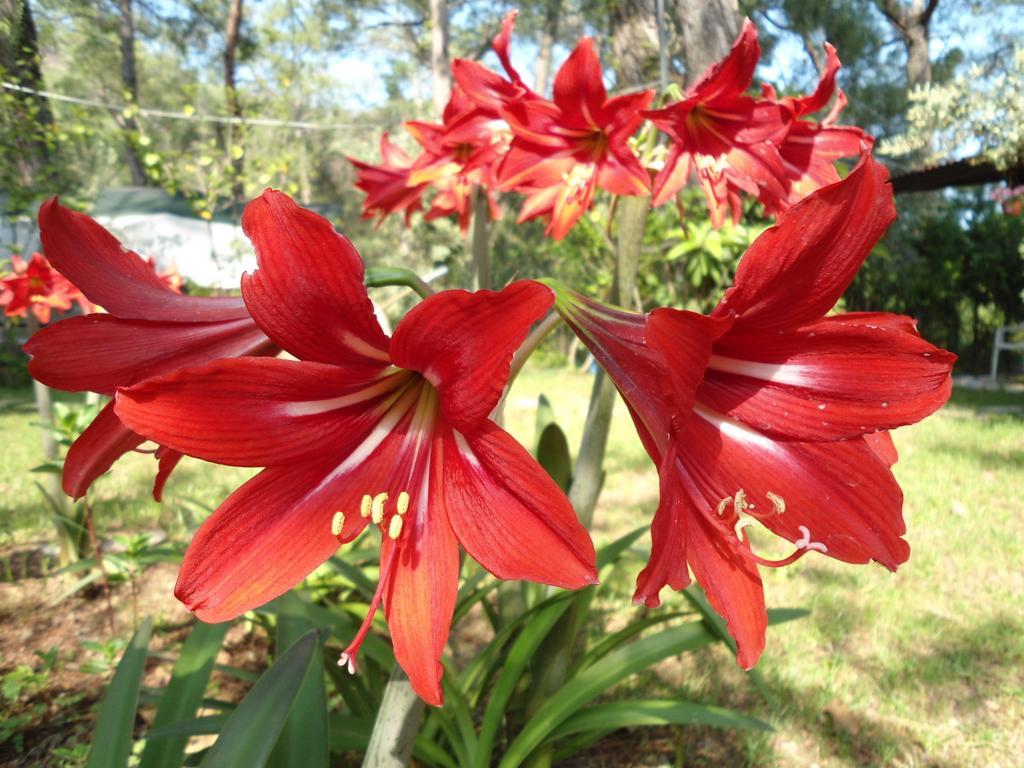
top-left (240, 190), bottom-right (390, 367)
top-left (789, 43), bottom-right (842, 117)
top-left (713, 153), bottom-right (893, 332)
top-left (63, 401), bottom-right (144, 500)
top-left (152, 447), bottom-right (184, 502)
top-left (175, 455), bottom-right (383, 623)
top-left (700, 314), bottom-right (956, 441)
top-left (552, 38), bottom-right (607, 124)
top-left (389, 280), bottom-right (553, 432)
top-left (633, 443), bottom-right (692, 606)
top-left (441, 422), bottom-right (597, 588)
top-left (38, 199), bottom-right (248, 323)
top-left (651, 146), bottom-right (693, 207)
top-left (115, 357), bottom-right (408, 467)
top-left (686, 506), bottom-right (766, 669)
top-left (865, 431), bottom-right (898, 467)
top-left (681, 406), bottom-right (910, 570)
top-left (645, 308), bottom-right (730, 417)
top-left (25, 314), bottom-right (271, 394)
top-left (689, 18), bottom-right (759, 101)
top-left (383, 473), bottom-right (460, 707)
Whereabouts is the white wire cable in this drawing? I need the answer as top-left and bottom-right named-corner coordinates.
top-left (1, 81), bottom-right (385, 132)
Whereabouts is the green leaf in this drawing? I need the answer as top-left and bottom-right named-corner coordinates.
top-left (536, 423), bottom-right (572, 491)
top-left (548, 699), bottom-right (771, 740)
top-left (534, 393), bottom-right (555, 444)
top-left (267, 594), bottom-right (328, 768)
top-left (595, 526), bottom-right (646, 571)
top-left (570, 612), bottom-right (685, 676)
top-left (86, 618), bottom-right (153, 768)
top-left (146, 715), bottom-right (229, 740)
top-left (497, 621), bottom-right (715, 768)
top-left (199, 631), bottom-right (318, 768)
top-left (476, 597), bottom-right (575, 767)
top-left (683, 584), bottom-right (808, 702)
top-left (139, 620), bottom-right (229, 768)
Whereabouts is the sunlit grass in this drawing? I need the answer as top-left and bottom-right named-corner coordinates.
top-left (1, 372), bottom-right (1021, 766)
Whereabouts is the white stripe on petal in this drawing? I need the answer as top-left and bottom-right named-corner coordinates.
top-left (281, 373), bottom-right (404, 417)
top-left (708, 354), bottom-right (811, 387)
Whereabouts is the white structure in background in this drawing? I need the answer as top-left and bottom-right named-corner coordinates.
top-left (1, 188), bottom-right (253, 290)
top-left (90, 188), bottom-right (254, 289)
top-left (990, 323), bottom-right (1024, 380)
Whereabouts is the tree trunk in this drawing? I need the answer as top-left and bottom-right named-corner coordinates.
top-left (610, 0), bottom-right (659, 89)
top-left (117, 0), bottom-right (148, 186)
top-left (429, 0), bottom-right (450, 114)
top-left (224, 0), bottom-right (245, 209)
top-left (875, 0), bottom-right (937, 88)
top-left (533, 0), bottom-right (562, 95)
top-left (904, 22), bottom-right (931, 87)
top-left (0, 0), bottom-right (60, 205)
top-left (673, 0), bottom-right (741, 85)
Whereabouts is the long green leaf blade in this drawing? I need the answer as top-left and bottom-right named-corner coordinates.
top-left (548, 699), bottom-right (771, 740)
top-left (139, 620), bottom-right (230, 768)
top-left (497, 621), bottom-right (715, 768)
top-left (86, 617), bottom-right (154, 768)
top-left (199, 630), bottom-right (318, 768)
top-left (267, 594), bottom-right (328, 768)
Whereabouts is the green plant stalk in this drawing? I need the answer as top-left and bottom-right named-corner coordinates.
top-left (26, 315), bottom-right (74, 564)
top-left (361, 664), bottom-right (426, 768)
top-left (470, 187), bottom-right (491, 291)
top-left (363, 266), bottom-right (435, 298)
top-left (519, 194), bottom-right (648, 768)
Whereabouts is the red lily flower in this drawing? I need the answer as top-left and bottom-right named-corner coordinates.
top-left (452, 10), bottom-right (533, 116)
top-left (348, 133), bottom-right (428, 227)
top-left (1, 252), bottom-right (93, 324)
top-left (763, 44), bottom-right (869, 204)
top-left (113, 190), bottom-right (598, 706)
top-left (550, 155), bottom-right (955, 666)
top-left (496, 38), bottom-right (653, 240)
top-left (404, 86), bottom-right (507, 232)
top-left (24, 200), bottom-right (276, 500)
top-left (643, 19), bottom-right (791, 224)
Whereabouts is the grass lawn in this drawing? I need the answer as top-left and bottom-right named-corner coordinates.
top-left (1, 370), bottom-right (1021, 766)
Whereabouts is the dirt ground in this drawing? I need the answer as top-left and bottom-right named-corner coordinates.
top-left (0, 554), bottom-right (267, 767)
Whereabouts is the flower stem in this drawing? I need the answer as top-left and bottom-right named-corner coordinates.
top-left (470, 187), bottom-right (491, 290)
top-left (361, 665), bottom-right (425, 768)
top-left (508, 311), bottom-right (562, 386)
top-left (519, 194), bottom-right (649, 768)
top-left (363, 266), bottom-right (435, 298)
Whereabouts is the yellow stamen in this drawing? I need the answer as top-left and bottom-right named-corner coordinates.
top-left (388, 515), bottom-right (404, 540)
top-left (396, 491), bottom-right (410, 516)
top-left (331, 512), bottom-right (345, 536)
top-left (359, 494), bottom-right (372, 518)
top-left (371, 492), bottom-right (388, 524)
top-left (716, 497), bottom-right (732, 516)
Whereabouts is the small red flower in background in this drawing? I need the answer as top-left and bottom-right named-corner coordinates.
top-left (348, 133), bottom-right (428, 227)
top-left (452, 10), bottom-right (533, 116)
top-left (496, 38), bottom-right (653, 239)
top-left (551, 155), bottom-right (955, 666)
top-left (763, 43), bottom-right (868, 205)
top-left (113, 190), bottom-right (598, 706)
top-left (24, 200), bottom-right (276, 501)
top-left (1, 252), bottom-right (93, 324)
top-left (405, 87), bottom-right (507, 232)
top-left (642, 20), bottom-right (790, 225)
